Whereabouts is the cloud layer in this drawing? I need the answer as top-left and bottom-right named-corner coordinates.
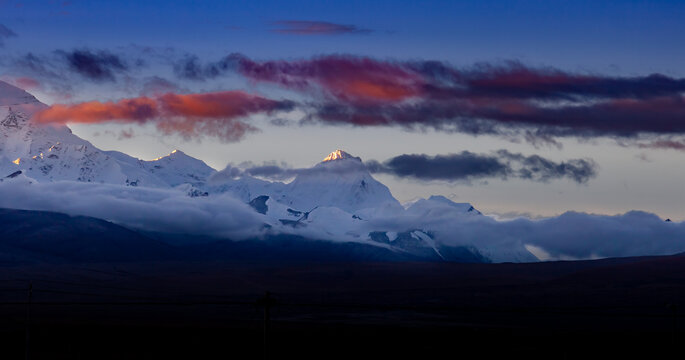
top-left (34, 91), bottom-right (293, 141)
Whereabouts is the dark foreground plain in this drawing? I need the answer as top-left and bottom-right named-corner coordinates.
top-left (1, 208), bottom-right (685, 359)
top-left (1, 255), bottom-right (685, 360)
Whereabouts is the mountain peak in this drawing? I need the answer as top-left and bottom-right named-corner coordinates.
top-left (150, 149), bottom-right (186, 161)
top-left (0, 80), bottom-right (40, 106)
top-left (322, 149), bottom-right (361, 163)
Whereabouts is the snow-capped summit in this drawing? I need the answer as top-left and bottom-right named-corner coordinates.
top-left (282, 150), bottom-right (402, 213)
top-left (322, 149), bottom-right (361, 163)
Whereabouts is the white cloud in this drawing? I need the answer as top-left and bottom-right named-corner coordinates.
top-left (365, 206), bottom-right (685, 261)
top-left (1, 175), bottom-right (684, 262)
top-left (0, 177), bottom-right (266, 239)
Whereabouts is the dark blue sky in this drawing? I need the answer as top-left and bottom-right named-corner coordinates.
top-left (2, 0), bottom-right (685, 75)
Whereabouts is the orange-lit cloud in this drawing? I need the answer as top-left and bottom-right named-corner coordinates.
top-left (34, 91), bottom-right (292, 142)
top-left (232, 54), bottom-right (424, 104)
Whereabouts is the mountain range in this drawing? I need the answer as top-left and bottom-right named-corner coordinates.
top-left (0, 81), bottom-right (567, 263)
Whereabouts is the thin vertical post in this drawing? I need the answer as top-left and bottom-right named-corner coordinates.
top-left (25, 281), bottom-right (32, 360)
top-left (257, 291), bottom-right (275, 360)
top-left (672, 304), bottom-right (678, 347)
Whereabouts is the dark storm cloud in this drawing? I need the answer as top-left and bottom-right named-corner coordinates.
top-left (367, 151), bottom-right (597, 184)
top-left (5, 47), bottom-right (155, 97)
top-left (57, 49), bottom-right (128, 81)
top-left (271, 20), bottom-right (372, 35)
top-left (495, 150), bottom-right (598, 184)
top-left (366, 153), bottom-right (508, 181)
top-left (10, 48), bottom-right (147, 85)
top-left (0, 24), bottom-right (17, 46)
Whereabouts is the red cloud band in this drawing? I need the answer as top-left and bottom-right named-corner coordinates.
top-left (233, 55), bottom-right (425, 104)
top-left (34, 91), bottom-right (290, 142)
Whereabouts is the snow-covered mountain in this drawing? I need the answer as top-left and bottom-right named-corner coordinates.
top-left (0, 81), bottom-right (215, 187)
top-left (0, 81), bottom-right (536, 263)
top-left (281, 150), bottom-right (403, 213)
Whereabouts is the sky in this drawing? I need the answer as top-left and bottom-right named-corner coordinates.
top-left (2, 0), bottom-right (685, 220)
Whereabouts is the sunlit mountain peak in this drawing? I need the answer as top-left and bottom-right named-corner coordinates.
top-left (322, 149), bottom-right (359, 162)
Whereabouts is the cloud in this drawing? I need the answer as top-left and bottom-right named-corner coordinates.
top-left (172, 54), bottom-right (236, 81)
top-left (0, 179), bottom-right (266, 239)
top-left (232, 54), bottom-right (422, 103)
top-left (8, 47), bottom-right (147, 89)
top-left (367, 150), bottom-right (597, 184)
top-left (308, 91), bottom-right (685, 140)
top-left (271, 20), bottom-right (372, 35)
top-left (172, 54), bottom-right (205, 80)
top-left (424, 62), bottom-right (685, 100)
top-left (0, 24), bottom-right (17, 46)
top-left (232, 55), bottom-right (685, 102)
top-left (11, 52), bottom-right (64, 80)
top-left (520, 211), bottom-right (684, 260)
top-left (57, 49), bottom-right (128, 81)
top-left (34, 91), bottom-right (295, 142)
top-left (636, 139), bottom-right (685, 151)
top-left (365, 207), bottom-right (685, 261)
top-left (366, 153), bottom-right (507, 181)
top-left (220, 150), bottom-right (597, 184)
top-left (0, 175), bottom-right (681, 262)
top-left (211, 158), bottom-right (369, 182)
top-left (224, 55), bottom-right (685, 143)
